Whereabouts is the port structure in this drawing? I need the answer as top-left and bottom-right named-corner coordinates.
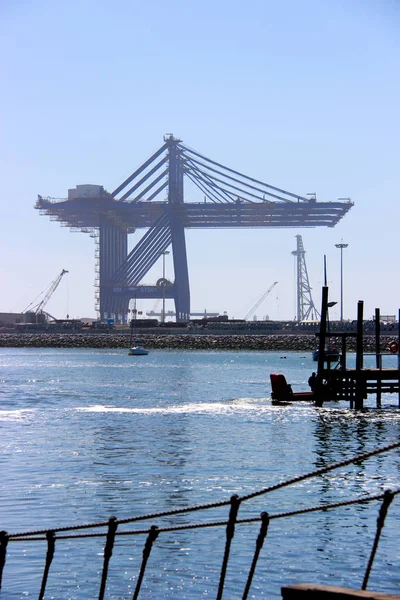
top-left (292, 235), bottom-right (320, 322)
top-left (36, 135), bottom-right (353, 322)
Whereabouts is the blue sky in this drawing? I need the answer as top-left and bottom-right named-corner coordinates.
top-left (1, 0), bottom-right (399, 321)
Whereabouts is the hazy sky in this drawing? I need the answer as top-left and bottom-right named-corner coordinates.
top-left (1, 0), bottom-right (399, 322)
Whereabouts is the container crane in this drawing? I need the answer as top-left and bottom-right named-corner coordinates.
top-left (244, 281), bottom-right (278, 321)
top-left (24, 269), bottom-right (69, 321)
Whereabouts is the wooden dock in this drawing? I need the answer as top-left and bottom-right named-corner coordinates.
top-left (315, 287), bottom-right (400, 408)
top-left (282, 584), bottom-right (400, 599)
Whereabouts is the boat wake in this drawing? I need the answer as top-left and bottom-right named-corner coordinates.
top-left (0, 408), bottom-right (32, 422)
top-left (76, 398), bottom-right (269, 415)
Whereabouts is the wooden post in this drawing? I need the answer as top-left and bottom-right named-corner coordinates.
top-left (316, 286), bottom-right (329, 407)
top-left (341, 334), bottom-right (347, 401)
top-left (398, 309), bottom-right (400, 408)
top-left (341, 335), bottom-right (346, 370)
top-left (355, 300), bottom-right (364, 409)
top-left (375, 308), bottom-right (381, 408)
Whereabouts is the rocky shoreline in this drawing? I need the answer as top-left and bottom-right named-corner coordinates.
top-left (0, 332), bottom-right (383, 352)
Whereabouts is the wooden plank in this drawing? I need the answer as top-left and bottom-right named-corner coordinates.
top-left (281, 584), bottom-right (400, 600)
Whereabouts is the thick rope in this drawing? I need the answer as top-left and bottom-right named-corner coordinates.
top-left (240, 440), bottom-right (400, 502)
top-left (98, 517), bottom-right (118, 600)
top-left (216, 494), bottom-right (241, 600)
top-left (266, 489), bottom-right (399, 521)
top-left (362, 490), bottom-right (394, 590)
top-left (0, 530), bottom-right (9, 589)
top-left (0, 488), bottom-right (398, 598)
top-left (9, 488), bottom-right (400, 541)
top-left (242, 512), bottom-right (270, 600)
top-left (38, 531), bottom-right (55, 600)
top-left (132, 525), bottom-right (159, 600)
top-left (8, 440), bottom-right (399, 540)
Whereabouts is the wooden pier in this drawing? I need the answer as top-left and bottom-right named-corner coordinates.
top-left (282, 584), bottom-right (400, 599)
top-left (315, 287), bottom-right (400, 408)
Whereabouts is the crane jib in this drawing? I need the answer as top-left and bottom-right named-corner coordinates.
top-left (23, 269), bottom-right (69, 316)
top-left (244, 281), bottom-right (279, 321)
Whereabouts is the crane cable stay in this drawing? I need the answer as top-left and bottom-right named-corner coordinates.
top-left (23, 269), bottom-right (69, 318)
top-left (244, 281), bottom-right (279, 321)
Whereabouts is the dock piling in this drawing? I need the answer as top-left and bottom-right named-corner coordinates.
top-left (310, 288), bottom-right (400, 409)
top-left (315, 286), bottom-right (329, 407)
top-left (398, 308), bottom-right (400, 408)
top-left (355, 301), bottom-right (364, 409)
top-left (375, 309), bottom-right (382, 407)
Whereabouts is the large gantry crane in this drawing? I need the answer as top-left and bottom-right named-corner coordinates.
top-left (35, 135), bottom-right (353, 322)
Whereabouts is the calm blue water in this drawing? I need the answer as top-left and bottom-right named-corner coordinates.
top-left (0, 348), bottom-right (399, 599)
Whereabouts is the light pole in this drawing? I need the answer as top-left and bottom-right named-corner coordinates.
top-left (161, 250), bottom-right (170, 323)
top-left (335, 241), bottom-right (348, 321)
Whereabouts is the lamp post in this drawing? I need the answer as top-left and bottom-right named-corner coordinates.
top-left (335, 241), bottom-right (348, 321)
top-left (160, 250), bottom-right (170, 323)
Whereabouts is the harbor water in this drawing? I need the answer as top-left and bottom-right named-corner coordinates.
top-left (0, 348), bottom-right (399, 599)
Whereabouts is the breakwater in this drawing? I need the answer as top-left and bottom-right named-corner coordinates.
top-left (0, 332), bottom-right (382, 351)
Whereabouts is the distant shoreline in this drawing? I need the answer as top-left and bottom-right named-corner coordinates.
top-left (0, 332), bottom-right (381, 351)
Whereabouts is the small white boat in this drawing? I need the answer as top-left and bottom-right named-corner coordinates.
top-left (128, 299), bottom-right (149, 356)
top-left (128, 346), bottom-right (149, 356)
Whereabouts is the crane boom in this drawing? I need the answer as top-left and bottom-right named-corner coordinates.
top-left (24, 269), bottom-right (69, 315)
top-left (245, 281), bottom-right (278, 321)
top-left (36, 269), bottom-right (68, 314)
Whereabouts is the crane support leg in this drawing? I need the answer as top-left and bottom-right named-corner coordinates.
top-left (99, 218), bottom-right (128, 320)
top-left (166, 136), bottom-right (190, 321)
top-left (170, 214), bottom-right (190, 321)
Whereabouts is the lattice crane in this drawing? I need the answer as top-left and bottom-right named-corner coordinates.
top-left (245, 281), bottom-right (278, 321)
top-left (292, 235), bottom-right (320, 321)
top-left (24, 269), bottom-right (69, 319)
